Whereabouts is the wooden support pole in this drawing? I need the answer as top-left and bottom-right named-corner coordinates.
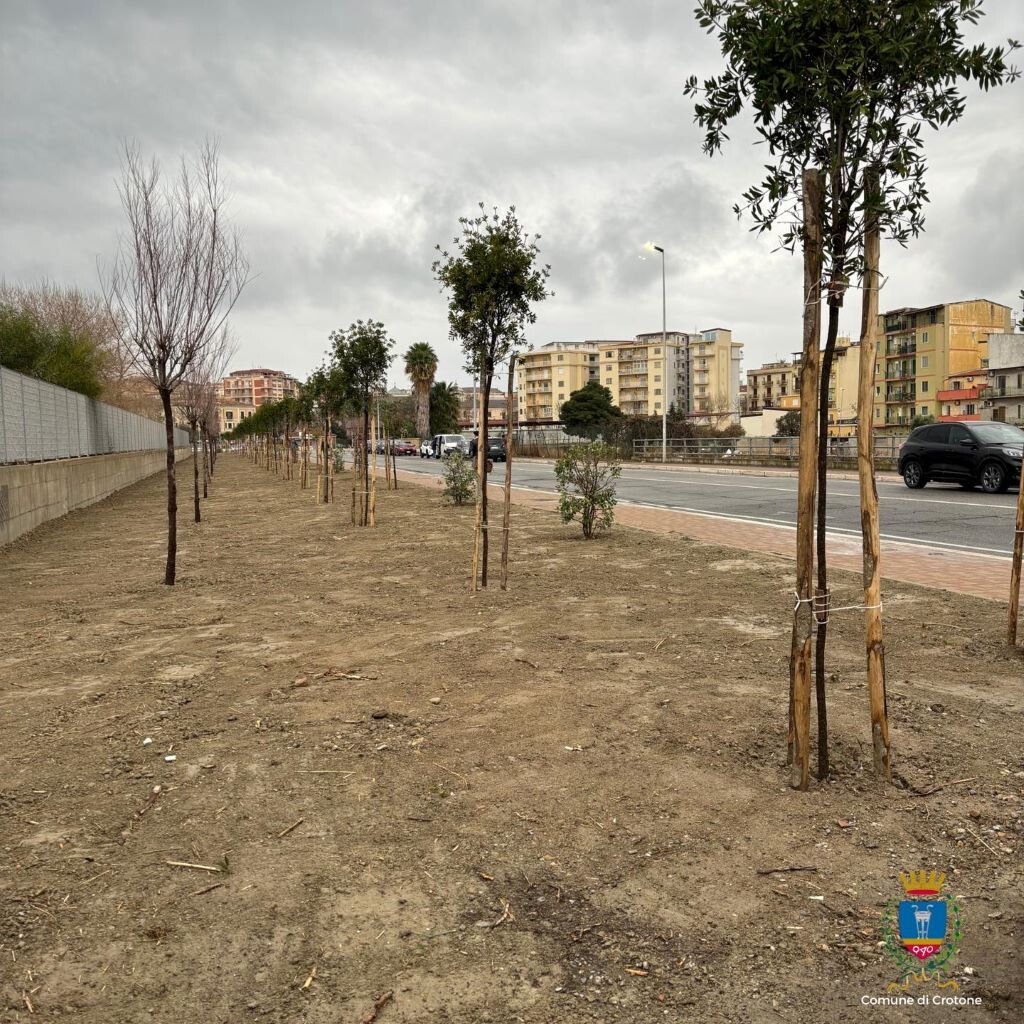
top-left (500, 352), bottom-right (517, 591)
top-left (1010, 464), bottom-right (1024, 645)
top-left (857, 168), bottom-right (892, 779)
top-left (789, 167), bottom-right (824, 792)
top-left (369, 415), bottom-right (378, 527)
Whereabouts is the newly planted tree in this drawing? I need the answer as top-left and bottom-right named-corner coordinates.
top-left (103, 142), bottom-right (248, 584)
top-left (433, 205), bottom-right (550, 588)
top-left (687, 0), bottom-right (1018, 785)
top-left (330, 320), bottom-right (394, 525)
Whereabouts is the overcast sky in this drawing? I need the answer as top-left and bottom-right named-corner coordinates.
top-left (2, 0), bottom-right (1021, 389)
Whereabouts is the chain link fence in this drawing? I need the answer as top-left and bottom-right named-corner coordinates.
top-left (0, 365), bottom-right (189, 465)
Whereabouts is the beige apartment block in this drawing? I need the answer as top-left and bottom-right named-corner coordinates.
top-left (687, 328), bottom-right (743, 414)
top-left (599, 335), bottom-right (686, 417)
top-left (982, 333), bottom-right (1024, 426)
top-left (516, 342), bottom-right (599, 424)
top-left (746, 360), bottom-right (799, 412)
top-left (216, 367), bottom-right (301, 434)
top-left (874, 299), bottom-right (1012, 431)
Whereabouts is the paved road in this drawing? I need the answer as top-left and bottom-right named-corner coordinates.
top-left (397, 457), bottom-right (1020, 558)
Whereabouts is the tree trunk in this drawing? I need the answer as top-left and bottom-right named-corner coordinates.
top-left (500, 353), bottom-right (517, 590)
top-left (192, 423), bottom-right (201, 523)
top-left (160, 388), bottom-right (178, 586)
top-left (416, 380), bottom-right (430, 441)
top-left (1011, 479), bottom-right (1024, 645)
top-left (202, 430), bottom-right (209, 498)
top-left (479, 363), bottom-right (492, 588)
top-left (362, 405), bottom-right (371, 525)
top-left (857, 169), bottom-right (892, 779)
top-left (789, 168), bottom-right (824, 791)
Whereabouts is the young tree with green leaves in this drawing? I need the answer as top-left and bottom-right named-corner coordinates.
top-left (404, 342), bottom-right (438, 440)
top-left (686, 0), bottom-right (1019, 786)
top-left (330, 320), bottom-right (395, 525)
top-left (433, 205), bottom-right (551, 588)
top-left (304, 364), bottom-right (350, 504)
top-left (555, 443), bottom-right (622, 539)
top-left (559, 381), bottom-right (622, 439)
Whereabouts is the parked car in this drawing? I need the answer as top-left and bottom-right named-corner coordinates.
top-left (432, 433), bottom-right (468, 458)
top-left (898, 421), bottom-right (1024, 493)
top-left (419, 439), bottom-right (433, 458)
top-left (392, 440), bottom-right (417, 456)
top-left (486, 435), bottom-right (507, 462)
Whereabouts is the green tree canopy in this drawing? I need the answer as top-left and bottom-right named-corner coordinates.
top-left (0, 305), bottom-right (106, 398)
top-left (559, 381), bottom-right (623, 439)
top-left (774, 409), bottom-right (801, 437)
top-left (404, 341), bottom-right (438, 439)
top-left (429, 380), bottom-right (462, 435)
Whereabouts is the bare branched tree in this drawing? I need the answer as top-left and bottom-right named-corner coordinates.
top-left (176, 329), bottom-right (235, 523)
top-left (103, 142), bottom-right (248, 584)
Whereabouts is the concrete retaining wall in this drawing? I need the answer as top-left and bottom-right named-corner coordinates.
top-left (0, 447), bottom-right (192, 547)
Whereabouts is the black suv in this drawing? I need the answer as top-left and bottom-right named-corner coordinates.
top-left (898, 421), bottom-right (1023, 493)
top-left (486, 436), bottom-right (507, 462)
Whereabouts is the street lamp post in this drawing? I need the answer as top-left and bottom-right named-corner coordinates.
top-left (645, 243), bottom-right (668, 462)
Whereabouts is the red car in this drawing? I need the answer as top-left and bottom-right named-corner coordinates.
top-left (391, 441), bottom-right (417, 456)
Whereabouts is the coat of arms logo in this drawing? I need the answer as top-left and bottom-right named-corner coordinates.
top-left (882, 870), bottom-right (963, 992)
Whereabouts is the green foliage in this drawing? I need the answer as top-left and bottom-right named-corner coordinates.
top-left (775, 409), bottom-right (802, 437)
top-left (554, 442), bottom-right (622, 539)
top-left (433, 205), bottom-right (550, 381)
top-left (685, 0), bottom-right (1020, 280)
top-left (380, 393), bottom-right (417, 437)
top-left (559, 381), bottom-right (623, 439)
top-left (329, 320), bottom-right (395, 417)
top-left (405, 341), bottom-right (438, 439)
top-left (0, 305), bottom-right (105, 397)
top-left (441, 451), bottom-right (476, 506)
top-left (429, 380), bottom-right (462, 435)
top-left (910, 413), bottom-right (936, 428)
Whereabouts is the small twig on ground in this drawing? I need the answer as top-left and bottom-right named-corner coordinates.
top-left (360, 990), bottom-right (393, 1024)
top-left (301, 965), bottom-right (317, 990)
top-left (22, 992), bottom-right (34, 1015)
top-left (755, 866), bottom-right (819, 876)
top-left (477, 899), bottom-right (514, 929)
top-left (909, 777), bottom-right (977, 797)
top-left (514, 657), bottom-right (539, 669)
top-left (277, 818), bottom-right (305, 838)
top-left (166, 860), bottom-right (223, 873)
top-left (136, 785), bottom-right (163, 818)
top-left (964, 824), bottom-right (1000, 857)
top-left (295, 770), bottom-right (356, 775)
top-left (433, 761), bottom-right (468, 781)
top-left (653, 636), bottom-right (669, 652)
top-left (190, 882), bottom-right (224, 897)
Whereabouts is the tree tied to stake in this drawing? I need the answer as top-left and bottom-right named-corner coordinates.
top-left (686, 0), bottom-right (1018, 785)
top-left (433, 204), bottom-right (550, 589)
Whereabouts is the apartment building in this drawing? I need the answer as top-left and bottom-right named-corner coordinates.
top-left (981, 333), bottom-right (1024, 426)
top-left (827, 338), bottom-right (861, 437)
top-left (459, 388), bottom-right (509, 429)
top-left (746, 360), bottom-right (798, 412)
top-left (516, 342), bottom-right (599, 424)
top-left (597, 328), bottom-right (742, 417)
top-left (874, 299), bottom-right (1011, 430)
top-left (216, 367), bottom-right (301, 434)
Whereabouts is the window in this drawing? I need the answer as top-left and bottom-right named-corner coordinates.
top-left (966, 404), bottom-right (976, 415)
top-left (949, 424), bottom-right (969, 444)
top-left (654, 389), bottom-right (662, 396)
top-left (875, 385), bottom-right (881, 396)
top-left (654, 348), bottom-right (661, 355)
top-left (921, 381), bottom-right (928, 393)
top-left (605, 378), bottom-right (612, 385)
top-left (653, 375), bottom-right (661, 382)
top-left (921, 406), bottom-right (929, 415)
top-left (921, 356), bottom-right (928, 368)
top-left (922, 332), bottom-right (928, 344)
top-left (557, 355), bottom-right (564, 361)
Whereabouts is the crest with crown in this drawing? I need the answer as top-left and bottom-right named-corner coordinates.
top-left (899, 870), bottom-right (946, 898)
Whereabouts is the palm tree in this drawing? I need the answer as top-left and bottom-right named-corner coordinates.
top-left (404, 342), bottom-right (438, 440)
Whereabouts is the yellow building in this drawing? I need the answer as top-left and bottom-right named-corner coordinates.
top-left (687, 328), bottom-right (743, 413)
top-left (746, 360), bottom-right (799, 411)
top-left (874, 299), bottom-right (1011, 430)
top-left (827, 338), bottom-right (860, 437)
top-left (516, 342), bottom-right (599, 424)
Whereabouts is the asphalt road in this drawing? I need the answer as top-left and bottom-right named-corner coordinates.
top-left (397, 456), bottom-right (1021, 558)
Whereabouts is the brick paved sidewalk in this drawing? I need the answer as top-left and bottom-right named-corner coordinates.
top-left (397, 468), bottom-right (1010, 603)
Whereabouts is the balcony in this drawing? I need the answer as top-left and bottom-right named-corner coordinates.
top-left (981, 384), bottom-right (1024, 401)
top-left (886, 342), bottom-right (916, 356)
top-left (885, 389), bottom-right (916, 404)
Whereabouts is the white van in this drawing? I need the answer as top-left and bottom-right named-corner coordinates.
top-left (432, 434), bottom-right (468, 458)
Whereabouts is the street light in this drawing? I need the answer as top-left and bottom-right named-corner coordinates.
top-left (644, 241), bottom-right (668, 462)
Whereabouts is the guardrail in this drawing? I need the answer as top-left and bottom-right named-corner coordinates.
top-left (632, 435), bottom-right (907, 469)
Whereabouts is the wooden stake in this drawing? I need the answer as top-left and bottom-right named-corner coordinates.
top-left (1010, 454), bottom-right (1024, 645)
top-left (351, 429), bottom-right (359, 525)
top-left (392, 440), bottom-right (398, 490)
top-left (369, 415), bottom-right (378, 527)
top-left (789, 167), bottom-right (824, 791)
top-left (857, 167), bottom-right (891, 780)
top-left (500, 352), bottom-right (517, 590)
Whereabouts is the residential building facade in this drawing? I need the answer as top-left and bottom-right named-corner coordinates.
top-left (216, 368), bottom-right (301, 434)
top-left (459, 388), bottom-right (509, 429)
top-left (746, 360), bottom-right (799, 412)
top-left (937, 367), bottom-right (986, 423)
top-left (981, 333), bottom-right (1024, 426)
top-left (516, 342), bottom-right (599, 424)
top-left (874, 299), bottom-right (1011, 430)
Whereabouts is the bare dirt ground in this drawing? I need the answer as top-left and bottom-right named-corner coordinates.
top-left (1, 456), bottom-right (1021, 1024)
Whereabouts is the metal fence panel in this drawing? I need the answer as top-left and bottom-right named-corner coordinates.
top-left (0, 365), bottom-right (189, 464)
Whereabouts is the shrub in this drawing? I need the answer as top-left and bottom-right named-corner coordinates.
top-left (441, 451), bottom-right (476, 506)
top-left (555, 442), bottom-right (622, 539)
